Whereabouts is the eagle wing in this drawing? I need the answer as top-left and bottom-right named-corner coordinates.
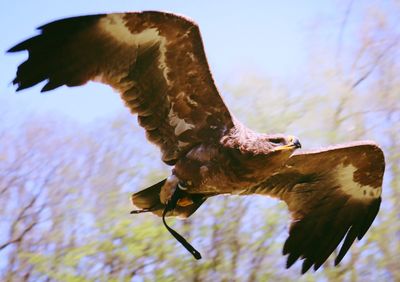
top-left (8, 12), bottom-right (233, 164)
top-left (242, 141), bottom-right (385, 273)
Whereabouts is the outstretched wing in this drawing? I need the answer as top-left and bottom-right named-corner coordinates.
top-left (8, 12), bottom-right (233, 164)
top-left (242, 141), bottom-right (385, 273)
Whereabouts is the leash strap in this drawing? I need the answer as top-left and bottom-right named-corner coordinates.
top-left (162, 187), bottom-right (202, 260)
top-left (130, 186), bottom-right (202, 260)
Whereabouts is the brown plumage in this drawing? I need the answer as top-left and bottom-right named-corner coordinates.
top-left (9, 11), bottom-right (385, 274)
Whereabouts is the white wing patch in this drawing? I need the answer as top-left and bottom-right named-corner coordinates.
top-left (98, 14), bottom-right (171, 85)
top-left (336, 164), bottom-right (381, 200)
top-left (168, 106), bottom-right (195, 136)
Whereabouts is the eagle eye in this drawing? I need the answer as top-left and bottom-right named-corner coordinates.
top-left (269, 137), bottom-right (285, 145)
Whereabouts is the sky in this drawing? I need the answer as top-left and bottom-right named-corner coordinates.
top-left (0, 0), bottom-right (339, 123)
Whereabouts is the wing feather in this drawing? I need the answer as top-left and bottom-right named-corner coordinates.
top-left (243, 141), bottom-right (385, 273)
top-left (9, 12), bottom-right (233, 164)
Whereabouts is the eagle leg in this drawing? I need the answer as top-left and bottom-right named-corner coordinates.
top-left (160, 175), bottom-right (178, 204)
top-left (160, 175), bottom-right (193, 207)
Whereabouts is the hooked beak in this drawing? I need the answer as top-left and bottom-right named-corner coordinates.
top-left (292, 137), bottom-right (302, 149)
top-left (273, 136), bottom-right (301, 152)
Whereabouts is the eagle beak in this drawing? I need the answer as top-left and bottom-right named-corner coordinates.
top-left (292, 137), bottom-right (302, 149)
top-left (273, 136), bottom-right (301, 152)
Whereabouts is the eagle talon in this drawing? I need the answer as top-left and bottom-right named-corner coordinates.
top-left (177, 197), bottom-right (194, 207)
top-left (176, 181), bottom-right (194, 206)
top-left (178, 181), bottom-right (188, 190)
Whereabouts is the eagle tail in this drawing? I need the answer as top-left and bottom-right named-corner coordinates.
top-left (131, 179), bottom-right (207, 218)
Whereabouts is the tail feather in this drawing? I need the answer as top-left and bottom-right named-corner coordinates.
top-left (131, 179), bottom-right (207, 218)
top-left (131, 179), bottom-right (166, 211)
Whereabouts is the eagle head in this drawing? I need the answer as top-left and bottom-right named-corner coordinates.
top-left (267, 135), bottom-right (302, 152)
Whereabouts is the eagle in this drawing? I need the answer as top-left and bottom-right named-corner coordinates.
top-left (8, 11), bottom-right (385, 274)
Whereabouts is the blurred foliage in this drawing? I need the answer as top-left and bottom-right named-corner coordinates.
top-left (1, 1), bottom-right (400, 281)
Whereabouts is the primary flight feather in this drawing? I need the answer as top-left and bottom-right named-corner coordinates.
top-left (8, 11), bottom-right (385, 273)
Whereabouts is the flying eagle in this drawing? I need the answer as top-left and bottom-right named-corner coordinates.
top-left (8, 11), bottom-right (385, 273)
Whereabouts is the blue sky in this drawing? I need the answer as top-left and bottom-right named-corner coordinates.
top-left (0, 0), bottom-right (339, 122)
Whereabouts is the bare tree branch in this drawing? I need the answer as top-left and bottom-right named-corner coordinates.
top-left (352, 39), bottom-right (399, 89)
top-left (336, 0), bottom-right (355, 63)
